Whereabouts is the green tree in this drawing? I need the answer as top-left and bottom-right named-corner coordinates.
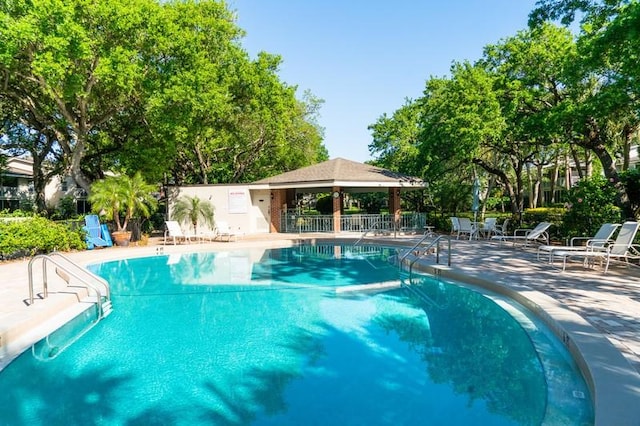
top-left (0, 0), bottom-right (162, 191)
top-left (171, 195), bottom-right (215, 235)
top-left (151, 44), bottom-right (327, 185)
top-left (530, 0), bottom-right (640, 217)
top-left (0, 0), bottom-right (328, 193)
top-left (368, 98), bottom-right (422, 177)
top-left (415, 64), bottom-right (510, 211)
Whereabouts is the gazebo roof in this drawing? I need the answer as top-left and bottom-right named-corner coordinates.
top-left (252, 157), bottom-right (425, 193)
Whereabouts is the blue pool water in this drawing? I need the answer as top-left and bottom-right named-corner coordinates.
top-left (0, 245), bottom-right (593, 425)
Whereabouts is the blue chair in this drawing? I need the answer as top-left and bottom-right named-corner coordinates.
top-left (83, 215), bottom-right (113, 249)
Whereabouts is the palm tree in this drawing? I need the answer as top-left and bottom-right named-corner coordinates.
top-left (89, 172), bottom-right (157, 232)
top-left (119, 172), bottom-right (158, 232)
top-left (171, 195), bottom-right (215, 235)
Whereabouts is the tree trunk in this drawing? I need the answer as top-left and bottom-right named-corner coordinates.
top-left (584, 149), bottom-right (592, 178)
top-left (68, 134), bottom-right (92, 193)
top-left (570, 145), bottom-right (584, 179)
top-left (31, 155), bottom-right (48, 213)
top-left (536, 163), bottom-right (544, 207)
top-left (578, 118), bottom-right (631, 216)
top-left (526, 163), bottom-right (536, 208)
top-left (565, 153), bottom-right (572, 190)
top-left (472, 157), bottom-right (522, 215)
top-left (550, 155), bottom-right (559, 203)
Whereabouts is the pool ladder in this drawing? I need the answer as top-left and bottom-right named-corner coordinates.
top-left (397, 234), bottom-right (451, 279)
top-left (28, 252), bottom-right (112, 319)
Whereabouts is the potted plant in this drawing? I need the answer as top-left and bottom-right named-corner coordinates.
top-left (171, 195), bottom-right (215, 237)
top-left (88, 172), bottom-right (158, 246)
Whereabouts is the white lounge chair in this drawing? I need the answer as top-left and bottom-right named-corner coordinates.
top-left (197, 227), bottom-right (217, 242)
top-left (552, 221), bottom-right (640, 273)
top-left (215, 221), bottom-right (237, 242)
top-left (491, 221), bottom-right (551, 247)
top-left (537, 223), bottom-right (620, 262)
top-left (164, 220), bottom-right (191, 245)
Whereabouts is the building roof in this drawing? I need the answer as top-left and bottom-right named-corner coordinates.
top-left (4, 157), bottom-right (33, 178)
top-left (252, 157), bottom-right (425, 193)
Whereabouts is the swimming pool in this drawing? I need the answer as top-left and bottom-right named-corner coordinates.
top-left (0, 245), bottom-right (593, 425)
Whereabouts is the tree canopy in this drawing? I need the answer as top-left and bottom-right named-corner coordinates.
top-left (0, 0), bottom-right (327, 212)
top-left (368, 3), bottom-right (640, 218)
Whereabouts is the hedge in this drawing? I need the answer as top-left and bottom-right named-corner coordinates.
top-left (0, 217), bottom-right (86, 260)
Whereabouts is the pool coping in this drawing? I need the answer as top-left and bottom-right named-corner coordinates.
top-left (1, 234), bottom-right (639, 425)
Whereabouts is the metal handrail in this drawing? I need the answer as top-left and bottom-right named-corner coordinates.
top-left (28, 253), bottom-right (111, 318)
top-left (48, 252), bottom-right (110, 299)
top-left (397, 235), bottom-right (451, 275)
top-left (353, 219), bottom-right (384, 246)
top-left (398, 233), bottom-right (436, 263)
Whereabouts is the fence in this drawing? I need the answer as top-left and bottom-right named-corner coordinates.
top-left (280, 210), bottom-right (427, 234)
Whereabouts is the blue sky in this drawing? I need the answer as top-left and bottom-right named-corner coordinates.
top-left (230, 1), bottom-right (539, 163)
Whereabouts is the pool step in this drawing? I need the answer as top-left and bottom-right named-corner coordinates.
top-left (335, 281), bottom-right (401, 294)
top-left (102, 300), bottom-right (113, 317)
top-left (0, 289), bottom-right (94, 370)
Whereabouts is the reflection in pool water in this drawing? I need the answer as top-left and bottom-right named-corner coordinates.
top-left (0, 245), bottom-right (593, 425)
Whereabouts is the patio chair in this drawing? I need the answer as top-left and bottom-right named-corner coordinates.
top-left (493, 218), bottom-right (510, 237)
top-left (164, 220), bottom-right (192, 245)
top-left (83, 214), bottom-right (112, 249)
top-left (215, 221), bottom-right (238, 242)
top-left (491, 221), bottom-right (551, 248)
top-left (552, 221), bottom-right (640, 273)
top-left (450, 217), bottom-right (460, 236)
top-left (537, 223), bottom-right (620, 262)
top-left (456, 217), bottom-right (476, 240)
top-left (480, 217), bottom-right (498, 238)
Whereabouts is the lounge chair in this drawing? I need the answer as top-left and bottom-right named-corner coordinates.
top-left (552, 221), bottom-right (640, 273)
top-left (537, 223), bottom-right (620, 262)
top-left (164, 220), bottom-right (191, 245)
top-left (491, 221), bottom-right (551, 247)
top-left (83, 214), bottom-right (112, 249)
top-left (197, 227), bottom-right (217, 242)
top-left (215, 221), bottom-right (237, 242)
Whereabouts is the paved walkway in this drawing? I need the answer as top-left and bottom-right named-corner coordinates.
top-left (1, 233), bottom-right (639, 423)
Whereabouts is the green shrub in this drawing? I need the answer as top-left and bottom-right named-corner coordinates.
top-left (0, 209), bottom-right (34, 218)
top-left (50, 195), bottom-right (79, 220)
top-left (522, 207), bottom-right (565, 225)
top-left (560, 175), bottom-right (622, 239)
top-left (0, 217), bottom-right (86, 260)
top-left (518, 208), bottom-right (564, 239)
top-left (343, 207), bottom-right (362, 214)
top-left (620, 168), bottom-right (640, 218)
top-left (315, 195), bottom-right (333, 214)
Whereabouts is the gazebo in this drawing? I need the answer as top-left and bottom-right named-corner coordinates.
top-left (253, 158), bottom-right (427, 233)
